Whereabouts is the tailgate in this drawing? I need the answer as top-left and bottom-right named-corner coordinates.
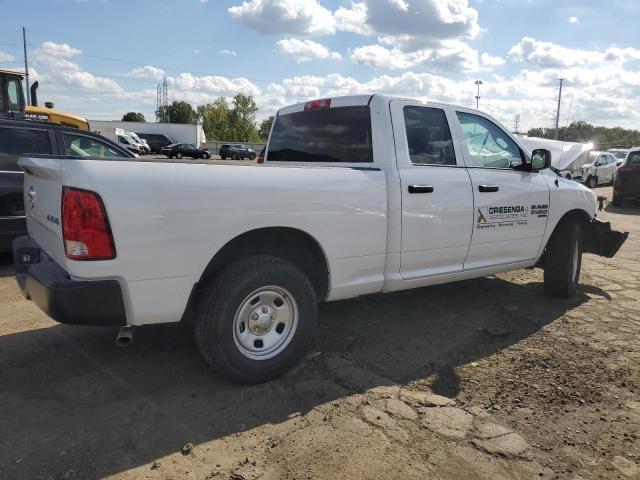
top-left (18, 156), bottom-right (67, 264)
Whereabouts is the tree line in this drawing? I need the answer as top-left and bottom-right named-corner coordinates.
top-left (527, 121), bottom-right (640, 150)
top-left (122, 93), bottom-right (274, 142)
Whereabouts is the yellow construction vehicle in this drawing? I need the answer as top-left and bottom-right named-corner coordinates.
top-left (0, 69), bottom-right (89, 130)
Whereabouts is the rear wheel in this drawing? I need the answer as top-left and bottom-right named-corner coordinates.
top-left (176, 152), bottom-right (183, 159)
top-left (203, 152), bottom-right (211, 159)
top-left (232, 153), bottom-right (239, 160)
top-left (194, 255), bottom-right (318, 383)
top-left (612, 192), bottom-right (623, 207)
top-left (544, 222), bottom-right (582, 298)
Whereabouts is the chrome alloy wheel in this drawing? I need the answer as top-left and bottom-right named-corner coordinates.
top-left (233, 286), bottom-right (298, 360)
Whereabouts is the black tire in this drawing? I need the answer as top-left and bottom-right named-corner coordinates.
top-left (176, 152), bottom-right (183, 159)
top-left (231, 153), bottom-right (239, 160)
top-left (611, 192), bottom-right (622, 207)
top-left (586, 176), bottom-right (597, 189)
top-left (250, 153), bottom-right (256, 160)
top-left (221, 156), bottom-right (226, 160)
top-left (203, 152), bottom-right (211, 159)
top-left (544, 222), bottom-right (582, 298)
top-left (194, 255), bottom-right (318, 383)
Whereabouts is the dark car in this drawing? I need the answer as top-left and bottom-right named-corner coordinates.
top-left (136, 133), bottom-right (173, 153)
top-left (612, 149), bottom-right (640, 206)
top-left (161, 143), bottom-right (211, 159)
top-left (0, 119), bottom-right (133, 252)
top-left (219, 144), bottom-right (256, 160)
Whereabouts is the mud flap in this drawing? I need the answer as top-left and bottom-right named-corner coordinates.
top-left (583, 218), bottom-right (628, 258)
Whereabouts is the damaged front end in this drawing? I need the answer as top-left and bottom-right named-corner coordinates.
top-left (583, 218), bottom-right (629, 258)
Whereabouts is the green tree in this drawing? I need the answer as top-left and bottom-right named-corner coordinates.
top-left (197, 98), bottom-right (232, 140)
top-left (121, 112), bottom-right (146, 122)
top-left (156, 101), bottom-right (196, 124)
top-left (197, 93), bottom-right (261, 142)
top-left (259, 116), bottom-right (274, 141)
top-left (229, 93), bottom-right (260, 141)
top-left (526, 121), bottom-right (640, 150)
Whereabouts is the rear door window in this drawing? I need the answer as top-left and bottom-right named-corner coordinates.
top-left (628, 152), bottom-right (640, 166)
top-left (268, 106), bottom-right (373, 163)
top-left (0, 126), bottom-right (53, 171)
top-left (403, 106), bottom-right (456, 166)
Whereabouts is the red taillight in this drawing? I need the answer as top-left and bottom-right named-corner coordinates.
top-left (62, 187), bottom-right (116, 260)
top-left (304, 98), bottom-right (331, 111)
top-left (257, 154), bottom-right (265, 164)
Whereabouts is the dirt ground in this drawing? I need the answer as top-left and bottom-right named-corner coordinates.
top-left (1, 185), bottom-right (639, 480)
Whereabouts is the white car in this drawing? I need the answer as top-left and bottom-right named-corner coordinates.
top-left (580, 151), bottom-right (618, 188)
top-left (13, 94), bottom-right (628, 383)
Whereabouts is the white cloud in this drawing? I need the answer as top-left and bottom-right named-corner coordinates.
top-left (228, 0), bottom-right (336, 35)
top-left (219, 49), bottom-right (237, 56)
top-left (568, 16), bottom-right (579, 24)
top-left (509, 37), bottom-right (640, 68)
top-left (35, 41), bottom-right (81, 58)
top-left (167, 73), bottom-right (261, 97)
top-left (128, 65), bottom-right (165, 80)
top-left (32, 41), bottom-right (122, 93)
top-left (351, 40), bottom-right (482, 72)
top-left (276, 38), bottom-right (341, 62)
top-left (0, 52), bottom-right (15, 62)
top-left (481, 52), bottom-right (505, 67)
top-left (334, 2), bottom-right (371, 35)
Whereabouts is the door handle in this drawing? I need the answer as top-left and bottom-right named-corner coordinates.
top-left (479, 185), bottom-right (499, 193)
top-left (408, 185), bottom-right (434, 194)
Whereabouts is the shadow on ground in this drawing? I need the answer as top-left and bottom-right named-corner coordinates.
top-left (605, 199), bottom-right (640, 216)
top-left (0, 274), bottom-right (598, 479)
top-left (0, 252), bottom-right (13, 278)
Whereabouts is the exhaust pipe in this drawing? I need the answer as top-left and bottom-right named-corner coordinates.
top-left (30, 81), bottom-right (39, 107)
top-left (116, 326), bottom-right (134, 347)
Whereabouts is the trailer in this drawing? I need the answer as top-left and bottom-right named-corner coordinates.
top-left (89, 120), bottom-right (206, 147)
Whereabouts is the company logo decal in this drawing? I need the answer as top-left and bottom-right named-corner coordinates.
top-left (477, 204), bottom-right (529, 229)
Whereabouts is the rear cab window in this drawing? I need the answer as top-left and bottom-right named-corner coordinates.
top-left (0, 126), bottom-right (53, 171)
top-left (268, 105), bottom-right (373, 164)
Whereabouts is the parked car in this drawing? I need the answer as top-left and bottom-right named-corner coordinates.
top-left (580, 151), bottom-right (618, 188)
top-left (116, 132), bottom-right (143, 155)
top-left (126, 132), bottom-right (150, 154)
top-left (161, 143), bottom-right (211, 159)
top-left (608, 148), bottom-right (630, 166)
top-left (219, 144), bottom-right (256, 160)
top-left (612, 148), bottom-right (640, 206)
top-left (12, 95), bottom-right (627, 383)
top-left (0, 118), bottom-right (133, 251)
top-left (136, 133), bottom-right (173, 153)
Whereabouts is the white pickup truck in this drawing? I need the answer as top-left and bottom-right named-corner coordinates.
top-left (13, 94), bottom-right (627, 383)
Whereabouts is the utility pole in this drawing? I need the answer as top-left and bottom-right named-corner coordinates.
top-left (22, 27), bottom-right (30, 105)
top-left (513, 114), bottom-right (521, 134)
top-left (475, 80), bottom-right (483, 110)
top-left (156, 83), bottom-right (162, 122)
top-left (554, 78), bottom-right (563, 140)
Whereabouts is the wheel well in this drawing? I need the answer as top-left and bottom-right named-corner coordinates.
top-left (538, 209), bottom-right (592, 267)
top-left (197, 227), bottom-right (329, 301)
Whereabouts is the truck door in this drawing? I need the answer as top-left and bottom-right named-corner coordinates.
top-left (453, 110), bottom-right (550, 269)
top-left (390, 101), bottom-right (474, 279)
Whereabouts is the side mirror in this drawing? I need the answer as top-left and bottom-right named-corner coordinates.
top-left (531, 149), bottom-right (552, 171)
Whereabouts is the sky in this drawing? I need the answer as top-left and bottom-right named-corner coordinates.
top-left (1, 0), bottom-right (639, 133)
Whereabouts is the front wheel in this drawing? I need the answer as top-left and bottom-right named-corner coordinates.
top-left (250, 153), bottom-right (256, 160)
top-left (544, 222), bottom-right (582, 298)
top-left (586, 176), bottom-right (597, 189)
top-left (194, 255), bottom-right (318, 383)
top-left (176, 152), bottom-right (183, 159)
top-left (203, 152), bottom-right (211, 159)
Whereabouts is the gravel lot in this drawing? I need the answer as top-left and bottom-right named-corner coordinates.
top-left (1, 186), bottom-right (639, 480)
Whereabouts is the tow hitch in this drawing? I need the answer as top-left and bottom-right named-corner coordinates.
top-left (583, 218), bottom-right (628, 258)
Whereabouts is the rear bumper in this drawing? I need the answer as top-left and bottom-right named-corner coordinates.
top-left (13, 236), bottom-right (127, 326)
top-left (583, 218), bottom-right (628, 258)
